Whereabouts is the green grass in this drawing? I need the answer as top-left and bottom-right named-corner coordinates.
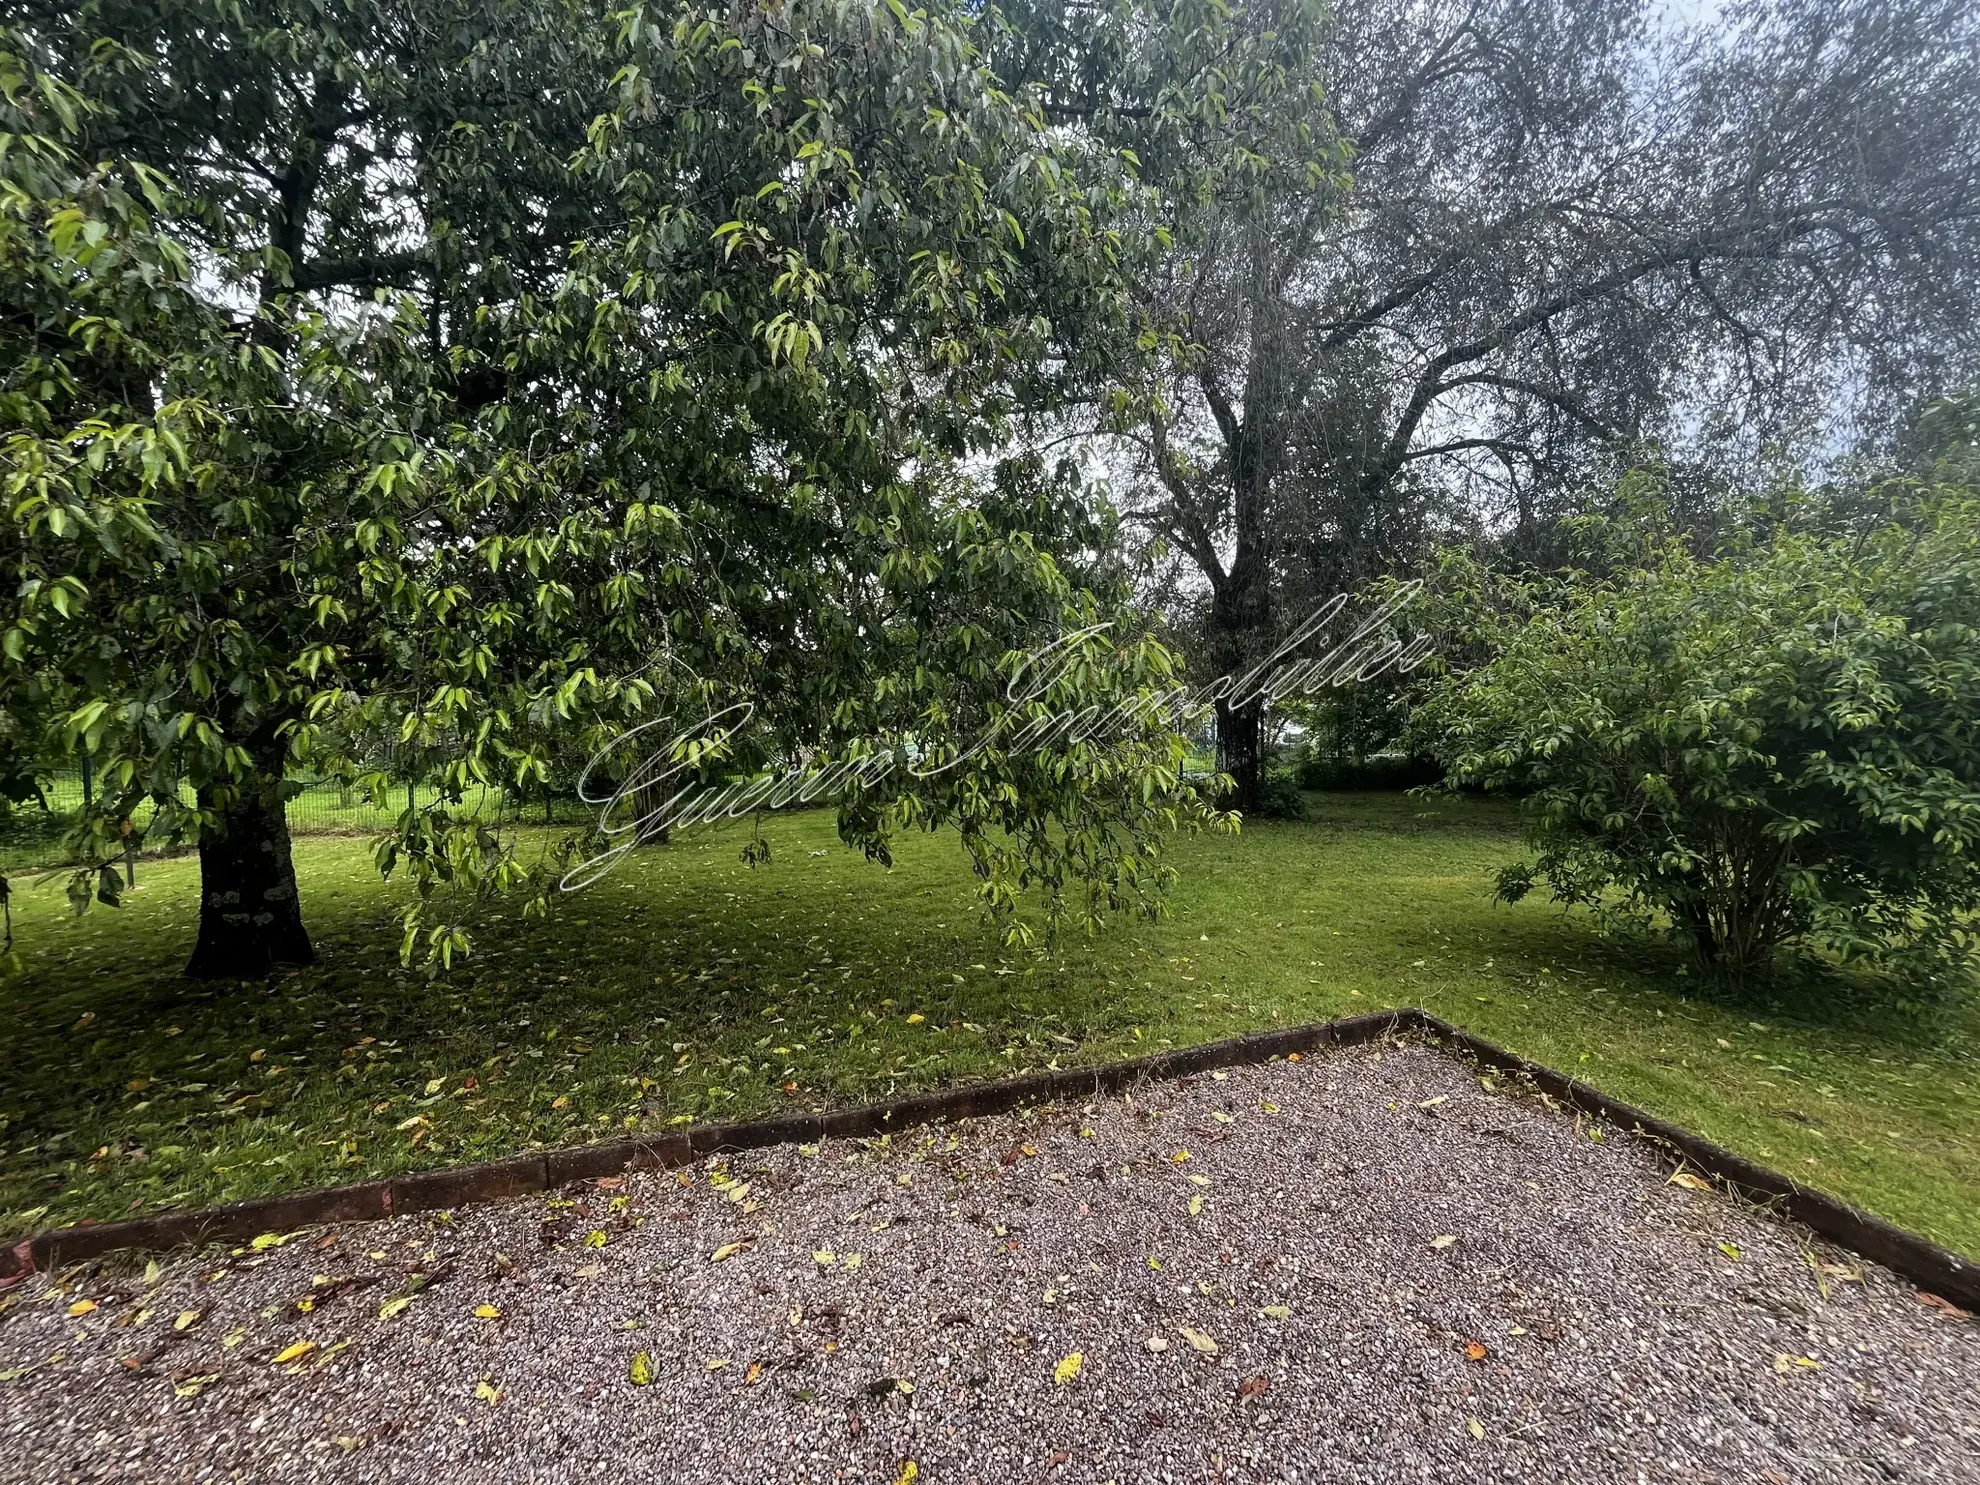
top-left (3, 792), bottom-right (1976, 1258)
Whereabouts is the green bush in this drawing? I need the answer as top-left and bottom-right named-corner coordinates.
top-left (1412, 482), bottom-right (1980, 992)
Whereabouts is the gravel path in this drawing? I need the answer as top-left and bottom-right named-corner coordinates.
top-left (3, 1038), bottom-right (1976, 1485)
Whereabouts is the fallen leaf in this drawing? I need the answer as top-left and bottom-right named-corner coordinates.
top-left (710, 1242), bottom-right (748, 1263)
top-left (250, 1232), bottom-right (289, 1252)
top-left (1429, 1234), bottom-right (1458, 1250)
top-left (813, 1250), bottom-right (837, 1266)
top-left (1259, 1305), bottom-right (1291, 1320)
top-left (1718, 1241), bottom-right (1742, 1261)
top-left (474, 1304), bottom-right (501, 1320)
top-left (1464, 1340), bottom-right (1488, 1362)
top-left (1773, 1352), bottom-right (1823, 1373)
top-left (173, 1373), bottom-right (220, 1397)
top-left (843, 1253), bottom-right (864, 1271)
top-left (1466, 1416), bottom-right (1485, 1441)
top-left (893, 1463), bottom-right (919, 1485)
top-left (629, 1350), bottom-right (655, 1385)
top-left (1417, 1097), bottom-right (1447, 1110)
top-left (67, 1299), bottom-right (97, 1317)
top-left (705, 1357), bottom-right (731, 1371)
top-left (1919, 1291), bottom-right (1969, 1318)
top-left (173, 1310), bottom-right (201, 1331)
top-left (425, 1077), bottom-right (446, 1096)
top-left (1169, 1149), bottom-right (1190, 1163)
top-left (378, 1296), bottom-right (412, 1321)
top-left (1053, 1352), bottom-right (1083, 1384)
top-left (1187, 1195), bottom-right (1205, 1217)
top-left (1667, 1171), bottom-right (1712, 1192)
top-left (583, 1230), bottom-right (607, 1249)
top-left (272, 1340), bottom-right (316, 1366)
top-left (1238, 1376), bottom-right (1269, 1399)
top-left (473, 1379), bottom-right (501, 1405)
top-left (906, 1014), bottom-right (924, 1024)
top-left (1177, 1327), bottom-right (1219, 1355)
top-left (744, 1361), bottom-right (763, 1385)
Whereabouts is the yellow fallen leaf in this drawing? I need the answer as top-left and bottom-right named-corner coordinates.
top-left (843, 1253), bottom-right (863, 1270)
top-left (474, 1304), bottom-right (501, 1320)
top-left (1429, 1234), bottom-right (1458, 1250)
top-left (1187, 1195), bottom-right (1204, 1216)
top-left (1260, 1101), bottom-right (1280, 1113)
top-left (1054, 1351), bottom-right (1083, 1384)
top-left (1170, 1149), bottom-right (1190, 1163)
top-left (378, 1296), bottom-right (412, 1321)
top-left (1259, 1305), bottom-right (1292, 1320)
top-left (705, 1357), bottom-right (730, 1371)
top-left (584, 1230), bottom-right (608, 1249)
top-left (629, 1350), bottom-right (655, 1385)
top-left (894, 1463), bottom-right (919, 1485)
top-left (173, 1310), bottom-right (201, 1331)
top-left (1668, 1171), bottom-right (1712, 1191)
top-left (1467, 1416), bottom-right (1485, 1440)
top-left (250, 1232), bottom-right (288, 1251)
top-left (1417, 1097), bottom-right (1447, 1110)
top-left (425, 1077), bottom-right (446, 1096)
top-left (67, 1299), bottom-right (97, 1317)
top-left (1718, 1241), bottom-right (1742, 1261)
top-left (473, 1379), bottom-right (501, 1405)
top-left (173, 1373), bottom-right (219, 1397)
top-left (813, 1250), bottom-right (837, 1266)
top-left (906, 1014), bottom-right (924, 1024)
top-left (1177, 1327), bottom-right (1218, 1354)
top-left (710, 1242), bottom-right (747, 1263)
top-left (272, 1340), bottom-right (316, 1366)
top-left (1774, 1352), bottom-right (1823, 1373)
top-left (744, 1361), bottom-right (763, 1385)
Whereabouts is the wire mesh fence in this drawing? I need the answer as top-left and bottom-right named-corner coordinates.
top-left (0, 769), bottom-right (604, 873)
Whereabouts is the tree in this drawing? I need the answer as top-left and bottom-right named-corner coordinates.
top-left (1410, 474), bottom-right (1980, 991)
top-left (1031, 0), bottom-right (1980, 812)
top-left (1, 0), bottom-right (1219, 978)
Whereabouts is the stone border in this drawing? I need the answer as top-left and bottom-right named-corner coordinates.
top-left (2, 1007), bottom-right (1973, 1312)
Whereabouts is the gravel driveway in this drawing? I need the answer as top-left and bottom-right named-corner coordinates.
top-left (3, 1038), bottom-right (1975, 1485)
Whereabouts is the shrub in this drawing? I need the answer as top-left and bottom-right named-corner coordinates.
top-left (1412, 484), bottom-right (1980, 992)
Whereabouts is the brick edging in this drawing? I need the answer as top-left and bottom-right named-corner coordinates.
top-left (3, 1006), bottom-right (1974, 1312)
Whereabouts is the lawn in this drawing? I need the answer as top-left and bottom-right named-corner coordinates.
top-left (3, 792), bottom-right (1976, 1259)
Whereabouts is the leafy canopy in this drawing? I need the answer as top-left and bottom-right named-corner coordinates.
top-left (1, 0), bottom-right (1227, 970)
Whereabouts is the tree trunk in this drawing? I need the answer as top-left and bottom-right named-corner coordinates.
top-left (1215, 695), bottom-right (1265, 816)
top-left (185, 771), bottom-right (314, 978)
